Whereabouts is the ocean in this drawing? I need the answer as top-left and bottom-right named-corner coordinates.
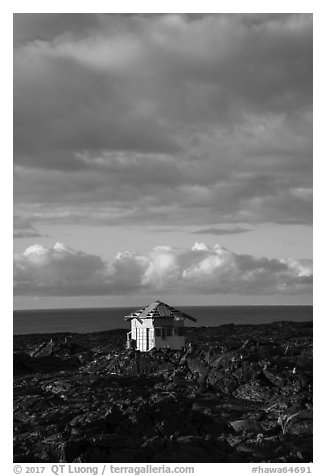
top-left (13, 305), bottom-right (313, 335)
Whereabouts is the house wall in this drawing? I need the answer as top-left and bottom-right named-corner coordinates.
top-left (130, 317), bottom-right (186, 351)
top-left (137, 327), bottom-right (155, 352)
top-left (131, 318), bottom-right (155, 351)
top-left (131, 318), bottom-right (153, 339)
top-left (154, 334), bottom-right (185, 350)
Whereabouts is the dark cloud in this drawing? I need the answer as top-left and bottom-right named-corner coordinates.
top-left (14, 14), bottom-right (312, 228)
top-left (14, 242), bottom-right (313, 297)
top-left (13, 14), bottom-right (102, 45)
top-left (192, 227), bottom-right (251, 235)
top-left (14, 164), bottom-right (312, 227)
top-left (13, 215), bottom-right (45, 239)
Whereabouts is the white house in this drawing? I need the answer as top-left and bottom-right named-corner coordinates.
top-left (124, 300), bottom-right (197, 352)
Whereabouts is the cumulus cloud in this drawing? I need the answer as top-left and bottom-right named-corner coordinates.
top-left (14, 242), bottom-right (108, 295)
top-left (13, 242), bottom-right (313, 297)
top-left (13, 13), bottom-right (312, 228)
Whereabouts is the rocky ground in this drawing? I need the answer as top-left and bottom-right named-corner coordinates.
top-left (13, 321), bottom-right (312, 463)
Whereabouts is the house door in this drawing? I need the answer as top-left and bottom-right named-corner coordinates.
top-left (146, 328), bottom-right (150, 350)
top-left (161, 328), bottom-right (166, 340)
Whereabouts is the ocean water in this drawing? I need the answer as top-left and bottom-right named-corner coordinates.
top-left (13, 305), bottom-right (313, 335)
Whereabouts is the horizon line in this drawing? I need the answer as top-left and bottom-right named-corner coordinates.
top-left (13, 303), bottom-right (313, 313)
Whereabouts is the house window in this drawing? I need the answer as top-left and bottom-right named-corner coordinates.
top-left (155, 328), bottom-right (161, 337)
top-left (166, 327), bottom-right (172, 336)
top-left (177, 327), bottom-right (184, 336)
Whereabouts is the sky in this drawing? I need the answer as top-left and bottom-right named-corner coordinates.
top-left (13, 13), bottom-right (313, 309)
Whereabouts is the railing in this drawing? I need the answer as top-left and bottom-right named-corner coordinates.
top-left (126, 331), bottom-right (132, 349)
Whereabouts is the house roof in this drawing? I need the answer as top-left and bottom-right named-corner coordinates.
top-left (124, 300), bottom-right (197, 322)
